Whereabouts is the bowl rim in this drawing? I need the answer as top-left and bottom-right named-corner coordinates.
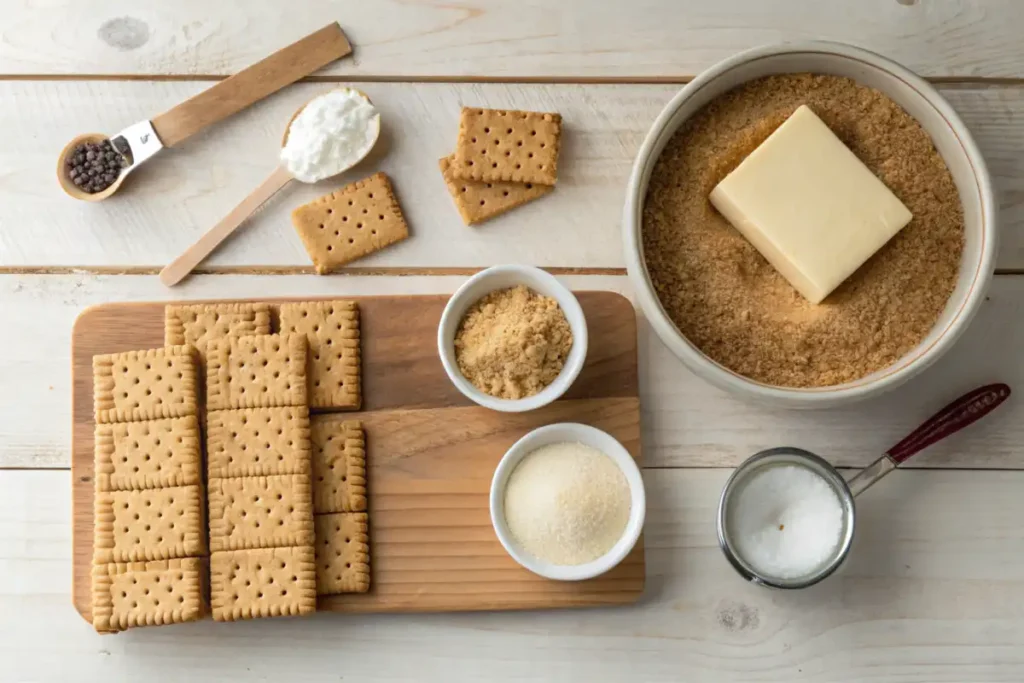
top-left (622, 40), bottom-right (998, 407)
top-left (436, 264), bottom-right (589, 413)
top-left (488, 422), bottom-right (646, 581)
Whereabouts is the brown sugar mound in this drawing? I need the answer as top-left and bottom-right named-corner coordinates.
top-left (641, 74), bottom-right (964, 388)
top-left (454, 285), bottom-right (573, 399)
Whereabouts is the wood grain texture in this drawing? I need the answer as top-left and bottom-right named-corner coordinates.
top-left (2, 1), bottom-right (1024, 78)
top-left (2, 272), bottom-right (1020, 471)
top-left (4, 81), bottom-right (1024, 269)
top-left (70, 293), bottom-right (642, 620)
top-left (8, 468), bottom-right (1024, 681)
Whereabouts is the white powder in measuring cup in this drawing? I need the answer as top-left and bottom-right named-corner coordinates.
top-left (503, 442), bottom-right (631, 566)
top-left (280, 88), bottom-right (380, 183)
top-left (727, 464), bottom-right (844, 580)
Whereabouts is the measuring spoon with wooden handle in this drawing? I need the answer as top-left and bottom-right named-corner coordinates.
top-left (58, 23), bottom-right (351, 202)
top-left (159, 88), bottom-right (380, 287)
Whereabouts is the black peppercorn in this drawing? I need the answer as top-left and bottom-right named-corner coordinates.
top-left (65, 139), bottom-right (127, 194)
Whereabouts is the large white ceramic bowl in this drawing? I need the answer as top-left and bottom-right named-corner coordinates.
top-left (623, 41), bottom-right (998, 409)
top-left (437, 264), bottom-right (588, 412)
top-left (489, 423), bottom-right (646, 581)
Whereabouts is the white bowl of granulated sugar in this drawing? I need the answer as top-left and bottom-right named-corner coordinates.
top-left (490, 423), bottom-right (646, 581)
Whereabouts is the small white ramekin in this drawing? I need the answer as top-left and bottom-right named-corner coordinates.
top-left (623, 41), bottom-right (998, 409)
top-left (437, 264), bottom-right (588, 413)
top-left (489, 423), bottom-right (646, 581)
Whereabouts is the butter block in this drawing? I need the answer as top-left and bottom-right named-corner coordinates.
top-left (710, 105), bottom-right (913, 304)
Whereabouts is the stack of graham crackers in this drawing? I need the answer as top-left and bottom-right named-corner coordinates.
top-left (439, 107), bottom-right (562, 225)
top-left (90, 301), bottom-right (370, 633)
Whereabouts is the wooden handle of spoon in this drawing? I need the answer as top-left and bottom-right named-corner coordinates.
top-left (151, 23), bottom-right (351, 148)
top-left (159, 166), bottom-right (293, 287)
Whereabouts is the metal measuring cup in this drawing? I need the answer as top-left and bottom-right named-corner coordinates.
top-left (716, 383), bottom-right (1011, 589)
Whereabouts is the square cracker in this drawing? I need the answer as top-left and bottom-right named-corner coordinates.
top-left (206, 334), bottom-right (307, 411)
top-left (165, 303), bottom-right (271, 362)
top-left (291, 172), bottom-right (410, 274)
top-left (278, 301), bottom-right (361, 410)
top-left (311, 418), bottom-right (366, 514)
top-left (93, 345), bottom-right (198, 423)
top-left (439, 155), bottom-right (552, 225)
top-left (95, 415), bottom-right (201, 492)
top-left (208, 474), bottom-right (314, 552)
top-left (210, 546), bottom-right (317, 621)
top-left (451, 108), bottom-right (561, 185)
top-left (206, 407), bottom-right (311, 479)
top-left (92, 557), bottom-right (205, 633)
top-left (94, 485), bottom-right (205, 563)
top-left (315, 512), bottom-right (370, 595)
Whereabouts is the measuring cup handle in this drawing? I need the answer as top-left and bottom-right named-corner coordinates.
top-left (886, 383), bottom-right (1011, 464)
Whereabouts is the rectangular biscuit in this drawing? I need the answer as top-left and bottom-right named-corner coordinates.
top-left (165, 303), bottom-right (272, 364)
top-left (451, 108), bottom-right (561, 185)
top-left (94, 485), bottom-right (205, 563)
top-left (278, 301), bottom-right (361, 410)
top-left (208, 474), bottom-right (314, 552)
top-left (210, 547), bottom-right (317, 621)
top-left (95, 415), bottom-right (201, 492)
top-left (206, 407), bottom-right (311, 479)
top-left (93, 345), bottom-right (198, 423)
top-left (206, 334), bottom-right (307, 411)
top-left (439, 155), bottom-right (553, 225)
top-left (315, 513), bottom-right (370, 595)
top-left (92, 557), bottom-right (205, 633)
top-left (291, 172), bottom-right (410, 274)
top-left (311, 418), bottom-right (366, 514)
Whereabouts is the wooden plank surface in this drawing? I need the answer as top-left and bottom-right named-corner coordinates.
top-left (7, 468), bottom-right (1024, 681)
top-left (2, 1), bottom-right (1024, 78)
top-left (5, 273), bottom-right (1017, 471)
top-left (70, 293), bottom-right (642, 620)
top-left (4, 81), bottom-right (1024, 270)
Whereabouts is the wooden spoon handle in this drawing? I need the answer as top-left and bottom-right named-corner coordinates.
top-left (159, 166), bottom-right (293, 287)
top-left (151, 23), bottom-right (351, 148)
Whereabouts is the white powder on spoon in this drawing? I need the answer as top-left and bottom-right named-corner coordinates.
top-left (727, 464), bottom-right (844, 580)
top-left (280, 88), bottom-right (380, 183)
top-left (503, 442), bottom-right (630, 566)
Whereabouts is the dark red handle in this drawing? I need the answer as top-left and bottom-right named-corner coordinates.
top-left (886, 383), bottom-right (1011, 464)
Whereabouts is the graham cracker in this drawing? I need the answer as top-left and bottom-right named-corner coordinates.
top-left (451, 108), bottom-right (561, 185)
top-left (206, 334), bottom-right (307, 411)
top-left (438, 155), bottom-right (552, 225)
top-left (291, 172), bottom-right (410, 274)
top-left (94, 415), bottom-right (201, 492)
top-left (93, 345), bottom-right (198, 423)
top-left (208, 474), bottom-right (314, 552)
top-left (311, 418), bottom-right (366, 514)
top-left (315, 512), bottom-right (370, 595)
top-left (210, 546), bottom-right (317, 621)
top-left (164, 303), bottom-right (272, 365)
top-left (94, 485), bottom-right (205, 563)
top-left (206, 407), bottom-right (312, 479)
top-left (92, 557), bottom-right (205, 633)
top-left (278, 301), bottom-right (361, 410)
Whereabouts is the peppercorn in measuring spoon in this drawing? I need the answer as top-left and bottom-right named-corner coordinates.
top-left (159, 88), bottom-right (381, 287)
top-left (56, 24), bottom-right (352, 202)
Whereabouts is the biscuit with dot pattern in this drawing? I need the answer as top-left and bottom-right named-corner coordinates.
top-left (94, 415), bottom-right (201, 492)
top-left (92, 557), bottom-right (205, 633)
top-left (451, 108), bottom-right (561, 185)
top-left (164, 303), bottom-right (271, 367)
top-left (210, 546), bottom-right (317, 621)
top-left (94, 485), bottom-right (205, 563)
top-left (206, 334), bottom-right (307, 411)
top-left (310, 418), bottom-right (366, 514)
top-left (278, 301), bottom-right (361, 410)
top-left (314, 512), bottom-right (370, 595)
top-left (208, 474), bottom-right (315, 552)
top-left (206, 407), bottom-right (311, 478)
top-left (93, 345), bottom-right (198, 423)
top-left (438, 155), bottom-right (553, 225)
top-left (291, 172), bottom-right (410, 274)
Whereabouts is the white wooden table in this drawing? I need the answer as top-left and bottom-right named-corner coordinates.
top-left (3, 2), bottom-right (1024, 681)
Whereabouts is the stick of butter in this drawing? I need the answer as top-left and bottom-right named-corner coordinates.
top-left (709, 105), bottom-right (912, 304)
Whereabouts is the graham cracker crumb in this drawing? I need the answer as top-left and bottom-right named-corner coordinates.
top-left (454, 285), bottom-right (573, 399)
top-left (642, 74), bottom-right (965, 388)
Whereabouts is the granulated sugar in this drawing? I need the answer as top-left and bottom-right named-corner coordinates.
top-left (503, 442), bottom-right (630, 566)
top-left (727, 464), bottom-right (844, 580)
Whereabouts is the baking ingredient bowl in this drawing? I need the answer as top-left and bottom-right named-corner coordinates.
top-left (437, 264), bottom-right (588, 413)
top-left (489, 423), bottom-right (646, 581)
top-left (623, 41), bottom-right (998, 408)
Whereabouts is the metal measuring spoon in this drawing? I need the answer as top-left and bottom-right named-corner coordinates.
top-left (159, 88), bottom-right (380, 287)
top-left (717, 383), bottom-right (1011, 589)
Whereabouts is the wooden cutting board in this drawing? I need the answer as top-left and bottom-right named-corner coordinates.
top-left (71, 292), bottom-right (643, 621)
